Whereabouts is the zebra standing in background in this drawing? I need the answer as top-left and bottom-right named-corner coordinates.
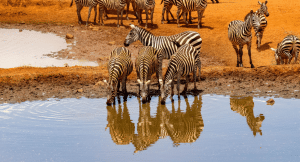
top-left (124, 24), bottom-right (202, 79)
top-left (271, 35), bottom-right (300, 65)
top-left (161, 0), bottom-right (192, 24)
top-left (70, 0), bottom-right (98, 26)
top-left (103, 47), bottom-right (133, 105)
top-left (136, 46), bottom-right (164, 103)
top-left (98, 0), bottom-right (127, 27)
top-left (245, 1), bottom-right (269, 49)
top-left (228, 10), bottom-right (255, 68)
top-left (174, 0), bottom-right (207, 28)
top-left (135, 0), bottom-right (155, 28)
top-left (160, 43), bottom-right (201, 105)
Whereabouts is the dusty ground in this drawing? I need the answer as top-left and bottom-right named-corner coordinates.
top-left (0, 0), bottom-right (300, 104)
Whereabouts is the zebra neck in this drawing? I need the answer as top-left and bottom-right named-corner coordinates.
top-left (137, 28), bottom-right (155, 47)
top-left (244, 16), bottom-right (253, 33)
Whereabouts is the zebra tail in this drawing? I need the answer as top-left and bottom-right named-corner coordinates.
top-left (70, 0), bottom-right (73, 7)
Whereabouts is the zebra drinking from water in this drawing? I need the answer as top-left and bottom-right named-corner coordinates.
top-left (271, 35), bottom-right (300, 65)
top-left (70, 0), bottom-right (98, 26)
top-left (174, 0), bottom-right (207, 28)
top-left (160, 43), bottom-right (201, 104)
top-left (104, 47), bottom-right (133, 105)
top-left (135, 0), bottom-right (155, 28)
top-left (98, 0), bottom-right (127, 27)
top-left (136, 46), bottom-right (164, 103)
top-left (245, 1), bottom-right (269, 49)
top-left (228, 10), bottom-right (255, 68)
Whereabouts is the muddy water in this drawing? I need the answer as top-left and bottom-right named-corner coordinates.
top-left (0, 29), bottom-right (98, 68)
top-left (0, 95), bottom-right (299, 161)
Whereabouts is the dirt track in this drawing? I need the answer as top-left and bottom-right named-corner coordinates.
top-left (0, 0), bottom-right (300, 103)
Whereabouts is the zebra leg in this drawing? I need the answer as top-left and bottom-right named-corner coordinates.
top-left (196, 59), bottom-right (201, 86)
top-left (93, 6), bottom-right (97, 25)
top-left (177, 8), bottom-right (181, 27)
top-left (197, 9), bottom-right (201, 28)
top-left (239, 45), bottom-right (244, 67)
top-left (233, 45), bottom-right (240, 67)
top-left (126, 1), bottom-right (130, 20)
top-left (151, 9), bottom-right (154, 27)
top-left (183, 74), bottom-right (189, 94)
top-left (117, 81), bottom-right (121, 93)
top-left (99, 8), bottom-right (104, 26)
top-left (161, 6), bottom-right (166, 24)
top-left (86, 6), bottom-right (93, 26)
top-left (177, 68), bottom-right (182, 96)
top-left (183, 11), bottom-right (188, 25)
top-left (193, 65), bottom-right (197, 91)
top-left (120, 9), bottom-right (124, 26)
top-left (284, 51), bottom-right (293, 64)
top-left (170, 80), bottom-right (174, 101)
top-left (76, 4), bottom-right (83, 24)
top-left (247, 43), bottom-right (255, 68)
top-left (188, 11), bottom-right (192, 24)
top-left (122, 75), bottom-right (127, 94)
top-left (211, 0), bottom-right (214, 3)
top-left (145, 9), bottom-right (149, 28)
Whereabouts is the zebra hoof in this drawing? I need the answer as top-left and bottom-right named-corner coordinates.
top-left (161, 21), bottom-right (164, 24)
top-left (251, 64), bottom-right (255, 68)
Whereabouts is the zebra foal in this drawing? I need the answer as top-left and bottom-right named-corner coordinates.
top-left (271, 35), bottom-right (300, 65)
top-left (135, 0), bottom-right (155, 28)
top-left (228, 10), bottom-right (255, 68)
top-left (98, 0), bottom-right (127, 27)
top-left (70, 0), bottom-right (98, 26)
top-left (174, 0), bottom-right (207, 28)
top-left (160, 43), bottom-right (201, 105)
top-left (136, 46), bottom-right (164, 103)
top-left (104, 47), bottom-right (133, 105)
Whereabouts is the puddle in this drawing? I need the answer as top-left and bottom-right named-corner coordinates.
top-left (0, 95), bottom-right (299, 161)
top-left (0, 29), bottom-right (98, 68)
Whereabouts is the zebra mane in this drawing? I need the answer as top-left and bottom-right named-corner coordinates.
top-left (135, 26), bottom-right (155, 36)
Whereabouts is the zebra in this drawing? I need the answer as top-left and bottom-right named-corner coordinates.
top-left (228, 10), bottom-right (255, 68)
top-left (160, 43), bottom-right (201, 105)
top-left (136, 46), bottom-right (164, 103)
top-left (161, 0), bottom-right (193, 24)
top-left (271, 35), bottom-right (300, 65)
top-left (211, 0), bottom-right (218, 3)
top-left (70, 0), bottom-right (98, 26)
top-left (135, 0), bottom-right (155, 28)
top-left (98, 0), bottom-right (127, 27)
top-left (103, 47), bottom-right (133, 105)
top-left (124, 24), bottom-right (202, 79)
top-left (174, 0), bottom-right (207, 28)
top-left (245, 1), bottom-right (269, 49)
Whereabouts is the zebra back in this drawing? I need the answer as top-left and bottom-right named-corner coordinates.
top-left (135, 0), bottom-right (155, 9)
top-left (99, 0), bottom-right (127, 10)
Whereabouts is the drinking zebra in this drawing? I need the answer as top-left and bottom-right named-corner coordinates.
top-left (245, 1), bottom-right (269, 49)
top-left (98, 0), bottom-right (127, 27)
top-left (70, 0), bottom-right (98, 26)
top-left (103, 47), bottom-right (133, 105)
top-left (228, 10), bottom-right (255, 68)
top-left (160, 43), bottom-right (201, 104)
top-left (174, 0), bottom-right (207, 28)
top-left (135, 0), bottom-right (155, 28)
top-left (136, 46), bottom-right (164, 103)
top-left (271, 35), bottom-right (300, 65)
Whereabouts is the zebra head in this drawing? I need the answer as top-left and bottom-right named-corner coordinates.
top-left (104, 79), bottom-right (116, 105)
top-left (124, 24), bottom-right (140, 47)
top-left (137, 79), bottom-right (151, 103)
top-left (271, 47), bottom-right (280, 65)
top-left (160, 80), bottom-right (172, 105)
top-left (258, 1), bottom-right (269, 17)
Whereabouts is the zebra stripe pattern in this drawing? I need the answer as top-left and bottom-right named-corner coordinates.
top-left (136, 46), bottom-right (163, 103)
top-left (271, 35), bottom-right (300, 65)
top-left (245, 1), bottom-right (269, 49)
top-left (104, 47), bottom-right (133, 105)
top-left (228, 10), bottom-right (255, 68)
top-left (160, 43), bottom-right (201, 104)
top-left (175, 0), bottom-right (207, 28)
top-left (70, 0), bottom-right (98, 26)
top-left (135, 0), bottom-right (155, 28)
top-left (98, 0), bottom-right (127, 27)
top-left (124, 24), bottom-right (202, 59)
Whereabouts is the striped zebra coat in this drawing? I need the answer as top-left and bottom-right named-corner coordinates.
top-left (174, 0), bottom-right (207, 28)
top-left (228, 10), bottom-right (255, 68)
top-left (136, 46), bottom-right (164, 103)
top-left (70, 0), bottom-right (98, 26)
top-left (271, 35), bottom-right (300, 65)
top-left (98, 0), bottom-right (127, 27)
top-left (104, 47), bottom-right (133, 105)
top-left (160, 0), bottom-right (192, 24)
top-left (135, 0), bottom-right (155, 28)
top-left (245, 1), bottom-right (269, 49)
top-left (160, 43), bottom-right (201, 104)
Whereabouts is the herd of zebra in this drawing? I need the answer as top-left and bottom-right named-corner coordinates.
top-left (70, 0), bottom-right (217, 28)
top-left (91, 0), bottom-right (299, 105)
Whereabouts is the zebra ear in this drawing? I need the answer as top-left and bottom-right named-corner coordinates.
top-left (129, 24), bottom-right (135, 29)
top-left (270, 48), bottom-right (276, 52)
top-left (258, 1), bottom-right (262, 5)
top-left (265, 0), bottom-right (267, 4)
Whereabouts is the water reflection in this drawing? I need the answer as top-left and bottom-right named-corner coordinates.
top-left (106, 95), bottom-right (204, 152)
top-left (230, 96), bottom-right (265, 136)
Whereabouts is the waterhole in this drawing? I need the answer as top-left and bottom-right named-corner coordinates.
top-left (0, 95), bottom-right (299, 161)
top-left (0, 28), bottom-right (98, 68)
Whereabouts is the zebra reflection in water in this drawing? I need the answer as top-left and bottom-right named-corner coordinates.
top-left (230, 96), bottom-right (265, 136)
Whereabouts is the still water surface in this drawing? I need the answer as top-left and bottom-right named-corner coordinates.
top-left (0, 95), bottom-right (299, 161)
